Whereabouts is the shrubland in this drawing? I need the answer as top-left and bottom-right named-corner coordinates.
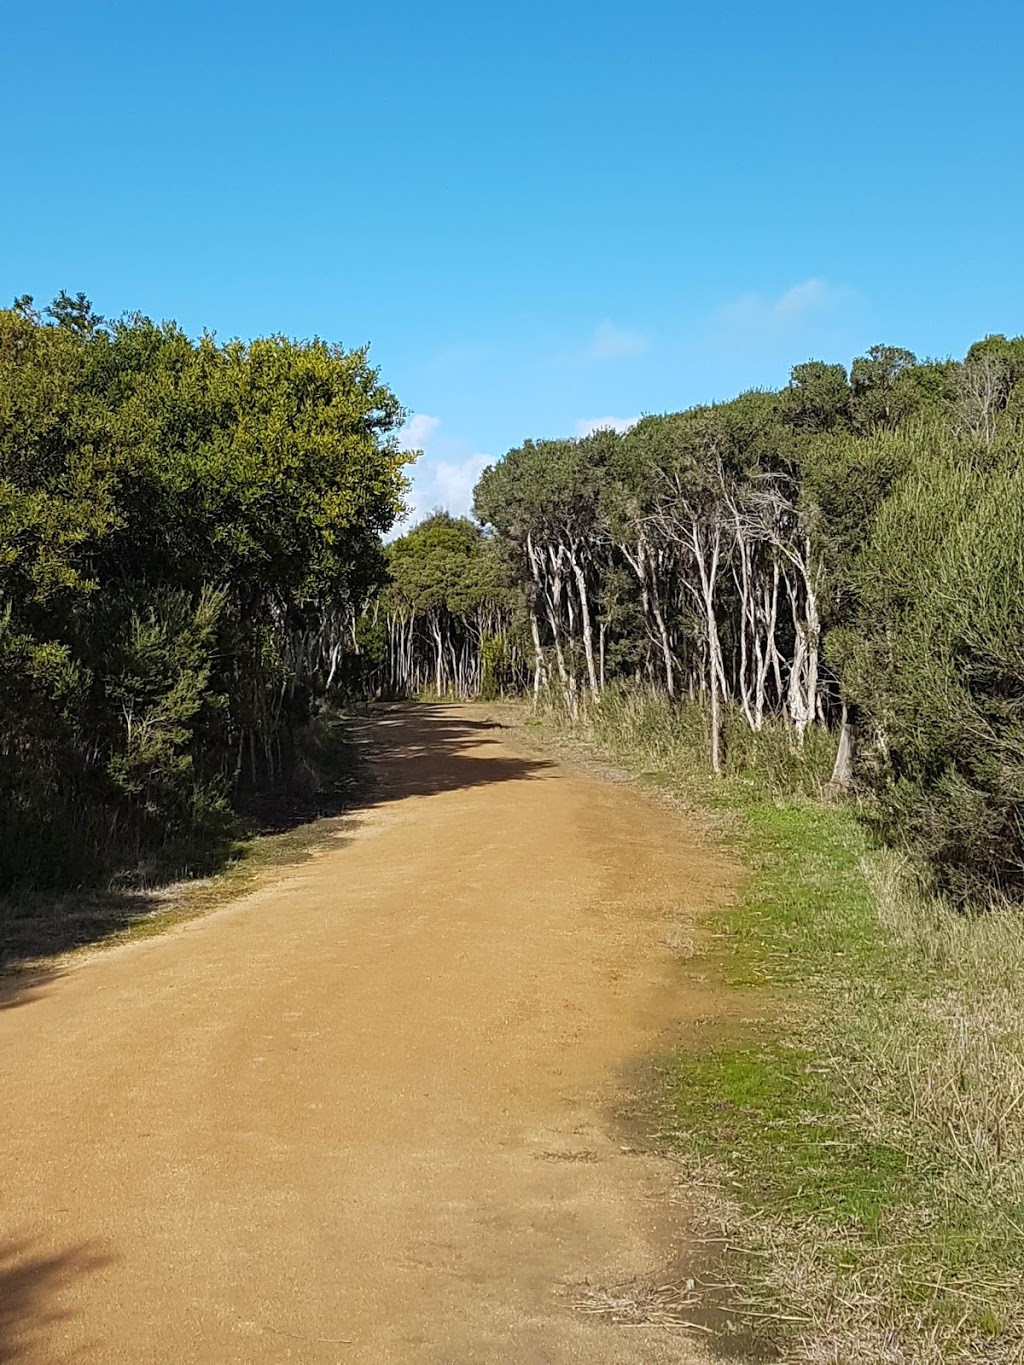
top-left (0, 292), bottom-right (408, 894)
top-left (470, 335), bottom-right (1024, 903)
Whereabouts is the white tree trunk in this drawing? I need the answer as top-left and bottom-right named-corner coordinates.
top-left (826, 704), bottom-right (856, 796)
top-left (570, 547), bottom-right (600, 697)
top-left (529, 603), bottom-right (545, 707)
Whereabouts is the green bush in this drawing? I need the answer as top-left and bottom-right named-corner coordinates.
top-left (838, 425), bottom-right (1024, 901)
top-left (0, 295), bottom-right (408, 888)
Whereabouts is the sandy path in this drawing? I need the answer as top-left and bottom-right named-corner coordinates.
top-left (0, 705), bottom-right (733, 1363)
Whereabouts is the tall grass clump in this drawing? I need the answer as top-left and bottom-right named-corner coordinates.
top-left (538, 682), bottom-right (837, 804)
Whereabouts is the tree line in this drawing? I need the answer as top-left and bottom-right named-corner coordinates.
top-left (386, 334), bottom-right (1024, 904)
top-left (0, 293), bottom-right (408, 888)
top-left (375, 512), bottom-right (524, 700)
top-left (6, 291), bottom-right (1021, 907)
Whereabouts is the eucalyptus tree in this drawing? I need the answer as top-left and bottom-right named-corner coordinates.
top-left (382, 513), bottom-right (515, 697)
top-left (470, 331), bottom-right (1024, 900)
top-left (474, 434), bottom-right (612, 713)
top-left (615, 392), bottom-right (818, 768)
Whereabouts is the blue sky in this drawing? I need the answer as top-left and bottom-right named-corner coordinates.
top-left (3, 0), bottom-right (1022, 526)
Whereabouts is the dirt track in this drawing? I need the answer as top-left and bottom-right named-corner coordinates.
top-left (0, 705), bottom-right (735, 1363)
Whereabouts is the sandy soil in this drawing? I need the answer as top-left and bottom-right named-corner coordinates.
top-left (0, 704), bottom-right (737, 1363)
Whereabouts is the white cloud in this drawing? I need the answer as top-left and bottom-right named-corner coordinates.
top-left (574, 415), bottom-right (641, 438)
top-left (582, 319), bottom-right (651, 362)
top-left (716, 278), bottom-right (857, 338)
top-left (397, 412), bottom-right (442, 450)
top-left (391, 413), bottom-right (491, 535)
top-left (417, 452), bottom-right (492, 516)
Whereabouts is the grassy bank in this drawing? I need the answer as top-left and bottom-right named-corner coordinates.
top-left (525, 689), bottom-right (1024, 1364)
top-left (0, 713), bottom-right (363, 971)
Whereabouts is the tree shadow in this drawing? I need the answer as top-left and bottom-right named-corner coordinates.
top-left (0, 885), bottom-right (201, 977)
top-left (352, 703), bottom-right (554, 804)
top-left (0, 1237), bottom-right (113, 1362)
top-left (0, 967), bottom-right (63, 1014)
top-left (0, 703), bottom-right (553, 980)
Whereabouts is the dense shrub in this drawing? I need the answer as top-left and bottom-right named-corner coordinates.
top-left (0, 295), bottom-right (408, 887)
top-left (838, 425), bottom-right (1024, 900)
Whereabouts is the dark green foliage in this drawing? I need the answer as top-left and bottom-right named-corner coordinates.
top-left (783, 360), bottom-right (851, 433)
top-left (381, 513), bottom-right (522, 697)
top-left (837, 422), bottom-right (1024, 900)
top-left (850, 344), bottom-right (920, 431)
top-left (479, 630), bottom-right (518, 700)
top-left (0, 295), bottom-right (408, 889)
top-left (476, 332), bottom-right (1024, 903)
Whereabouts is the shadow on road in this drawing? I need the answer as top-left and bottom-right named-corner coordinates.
top-left (353, 703), bottom-right (554, 803)
top-left (0, 968), bottom-right (64, 1014)
top-left (0, 702), bottom-right (551, 986)
top-left (0, 1237), bottom-right (113, 1362)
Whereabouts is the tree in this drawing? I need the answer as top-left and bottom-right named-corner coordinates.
top-left (0, 295), bottom-right (410, 888)
top-left (850, 345), bottom-right (919, 431)
top-left (468, 328), bottom-right (1024, 901)
top-left (383, 513), bottom-right (517, 698)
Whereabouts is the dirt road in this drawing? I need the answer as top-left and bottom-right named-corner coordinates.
top-left (0, 706), bottom-right (734, 1363)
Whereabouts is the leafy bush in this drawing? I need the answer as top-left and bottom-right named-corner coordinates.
top-left (0, 295), bottom-right (408, 888)
top-left (840, 426), bottom-right (1024, 900)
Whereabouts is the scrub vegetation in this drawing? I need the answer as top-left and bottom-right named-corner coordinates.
top-left (0, 292), bottom-right (407, 899)
top-left (5, 291), bottom-right (1024, 1358)
top-left (470, 336), bottom-right (1024, 906)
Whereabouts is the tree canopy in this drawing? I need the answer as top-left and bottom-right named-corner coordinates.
top-left (0, 295), bottom-right (409, 886)
top-left (472, 337), bottom-right (1024, 903)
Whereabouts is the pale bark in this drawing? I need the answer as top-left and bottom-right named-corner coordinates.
top-left (569, 546), bottom-right (599, 697)
top-left (825, 704), bottom-right (857, 797)
top-left (529, 603), bottom-right (545, 706)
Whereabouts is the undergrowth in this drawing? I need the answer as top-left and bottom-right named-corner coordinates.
top-left (528, 686), bottom-right (1024, 1363)
top-left (0, 712), bottom-right (362, 969)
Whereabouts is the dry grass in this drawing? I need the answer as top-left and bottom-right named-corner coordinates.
top-left (860, 855), bottom-right (1024, 1200)
top-left (521, 688), bottom-right (1024, 1363)
top-left (572, 1278), bottom-right (713, 1329)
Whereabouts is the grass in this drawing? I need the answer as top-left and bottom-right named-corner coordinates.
top-left (0, 711), bottom-right (364, 971)
top-left (524, 686), bottom-right (1024, 1363)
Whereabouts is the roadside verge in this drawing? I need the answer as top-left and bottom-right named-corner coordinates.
top-left (503, 692), bottom-right (1024, 1364)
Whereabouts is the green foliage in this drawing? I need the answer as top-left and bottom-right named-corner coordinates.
top-left (839, 423), bottom-right (1024, 900)
top-left (381, 512), bottom-right (520, 697)
top-left (479, 630), bottom-right (514, 699)
top-left (850, 343), bottom-right (921, 431)
top-left (0, 294), bottom-right (409, 889)
top-left (386, 512), bottom-right (502, 618)
top-left (783, 359), bottom-right (851, 433)
top-left (476, 330), bottom-right (1024, 903)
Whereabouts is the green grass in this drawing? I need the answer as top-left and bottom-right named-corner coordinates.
top-left (522, 687), bottom-right (1024, 1362)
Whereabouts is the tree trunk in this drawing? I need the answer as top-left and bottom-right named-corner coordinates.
top-left (529, 603), bottom-right (545, 707)
top-left (825, 704), bottom-right (857, 798)
top-left (646, 546), bottom-right (676, 700)
top-left (694, 528), bottom-right (725, 775)
top-left (432, 617), bottom-right (444, 696)
top-left (570, 547), bottom-right (600, 697)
